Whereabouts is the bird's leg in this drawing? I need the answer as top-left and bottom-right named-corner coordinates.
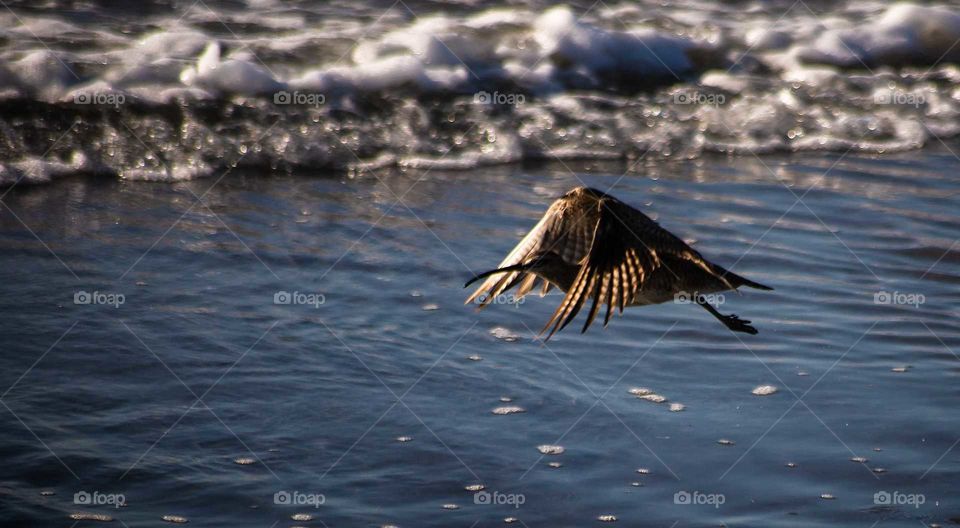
top-left (696, 295), bottom-right (758, 335)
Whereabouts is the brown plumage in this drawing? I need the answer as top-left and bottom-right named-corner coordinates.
top-left (465, 186), bottom-right (772, 339)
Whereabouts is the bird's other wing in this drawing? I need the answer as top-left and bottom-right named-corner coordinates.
top-left (465, 188), bottom-right (602, 308)
top-left (542, 194), bottom-right (731, 339)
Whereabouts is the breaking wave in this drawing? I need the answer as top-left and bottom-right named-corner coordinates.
top-left (3, 1), bottom-right (960, 185)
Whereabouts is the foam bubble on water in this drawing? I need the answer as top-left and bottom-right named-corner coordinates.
top-left (504, 517), bottom-right (518, 524)
top-left (490, 326), bottom-right (519, 342)
top-left (820, 493), bottom-right (836, 500)
top-left (669, 403), bottom-right (686, 412)
top-left (70, 512), bottom-right (113, 522)
top-left (396, 435), bottom-right (413, 442)
top-left (638, 394), bottom-right (667, 403)
top-left (291, 513), bottom-right (314, 521)
top-left (467, 354), bottom-right (483, 361)
top-left (422, 303), bottom-right (439, 311)
top-left (891, 366), bottom-right (910, 372)
top-left (597, 514), bottom-right (618, 522)
top-left (786, 462), bottom-right (797, 468)
top-left (630, 481), bottom-right (642, 487)
top-left (635, 468), bottom-right (651, 474)
top-left (627, 387), bottom-right (652, 396)
top-left (162, 515), bottom-right (189, 524)
top-left (464, 484), bottom-right (485, 492)
top-left (548, 461), bottom-right (562, 468)
top-left (492, 406), bottom-right (526, 415)
top-left (850, 456), bottom-right (868, 463)
top-left (873, 468), bottom-right (887, 474)
top-left (442, 504), bottom-right (459, 510)
top-left (751, 385), bottom-right (778, 396)
top-left (40, 490), bottom-right (54, 496)
top-left (538, 445), bottom-right (564, 455)
top-left (717, 439), bottom-right (735, 446)
top-left (500, 396), bottom-right (513, 402)
top-left (234, 457), bottom-right (256, 465)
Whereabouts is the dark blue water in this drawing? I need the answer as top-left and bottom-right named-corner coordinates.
top-left (1, 149), bottom-right (959, 526)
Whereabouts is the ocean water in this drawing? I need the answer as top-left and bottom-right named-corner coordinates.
top-left (2, 149), bottom-right (959, 526)
top-left (3, 0), bottom-right (960, 526)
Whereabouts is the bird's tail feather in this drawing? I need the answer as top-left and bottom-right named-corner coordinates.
top-left (464, 263), bottom-right (533, 289)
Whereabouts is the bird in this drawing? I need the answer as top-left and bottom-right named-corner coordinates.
top-left (464, 186), bottom-right (772, 339)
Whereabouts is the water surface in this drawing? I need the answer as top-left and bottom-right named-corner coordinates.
top-left (1, 149), bottom-right (959, 526)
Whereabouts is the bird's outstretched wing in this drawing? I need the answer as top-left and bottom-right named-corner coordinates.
top-left (465, 188), bottom-right (601, 307)
top-left (541, 191), bottom-right (733, 339)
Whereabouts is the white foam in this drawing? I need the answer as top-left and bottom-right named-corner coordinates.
top-left (291, 55), bottom-right (467, 94)
top-left (796, 3), bottom-right (960, 68)
top-left (745, 27), bottom-right (792, 51)
top-left (700, 71), bottom-right (752, 93)
top-left (9, 50), bottom-right (76, 100)
top-left (532, 6), bottom-right (695, 84)
top-left (180, 42), bottom-right (284, 95)
top-left (0, 152), bottom-right (91, 186)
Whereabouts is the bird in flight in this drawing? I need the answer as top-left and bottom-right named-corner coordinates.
top-left (465, 186), bottom-right (772, 339)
